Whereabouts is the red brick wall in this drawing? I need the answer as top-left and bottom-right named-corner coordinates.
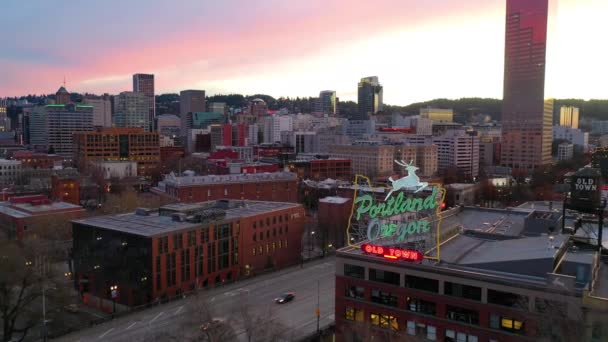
top-left (174, 180), bottom-right (298, 203)
top-left (318, 199), bottom-right (352, 248)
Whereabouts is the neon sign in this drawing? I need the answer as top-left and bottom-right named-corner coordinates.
top-left (361, 244), bottom-right (424, 262)
top-left (347, 160), bottom-right (447, 261)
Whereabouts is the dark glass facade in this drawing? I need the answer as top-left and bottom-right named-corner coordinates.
top-left (501, 0), bottom-right (552, 171)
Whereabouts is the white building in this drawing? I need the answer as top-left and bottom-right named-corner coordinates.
top-left (208, 102), bottom-right (227, 116)
top-left (91, 161), bottom-right (137, 179)
top-left (0, 159), bottom-right (22, 186)
top-left (247, 124), bottom-right (259, 146)
top-left (29, 104), bottom-right (94, 156)
top-left (262, 116), bottom-right (292, 144)
top-left (83, 96), bottom-right (112, 127)
top-left (553, 125), bottom-right (588, 149)
top-left (160, 135), bottom-right (175, 147)
top-left (342, 120), bottom-right (375, 141)
top-left (412, 117), bottom-right (432, 135)
top-left (557, 143), bottom-right (574, 161)
top-left (432, 130), bottom-right (479, 178)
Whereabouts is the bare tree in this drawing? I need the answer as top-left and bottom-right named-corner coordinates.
top-left (236, 294), bottom-right (290, 342)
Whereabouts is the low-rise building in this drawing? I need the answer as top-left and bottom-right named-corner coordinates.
top-left (91, 161), bottom-right (138, 179)
top-left (0, 159), bottom-right (22, 186)
top-left (72, 200), bottom-right (305, 306)
top-left (0, 194), bottom-right (84, 239)
top-left (288, 157), bottom-right (352, 181)
top-left (335, 205), bottom-right (608, 342)
top-left (153, 171), bottom-right (298, 203)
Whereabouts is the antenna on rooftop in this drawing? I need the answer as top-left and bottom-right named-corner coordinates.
top-left (63, 76), bottom-right (66, 87)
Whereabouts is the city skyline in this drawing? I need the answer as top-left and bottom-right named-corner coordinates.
top-left (1, 0), bottom-right (606, 104)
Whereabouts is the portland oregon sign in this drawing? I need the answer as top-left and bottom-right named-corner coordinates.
top-left (347, 160), bottom-right (446, 262)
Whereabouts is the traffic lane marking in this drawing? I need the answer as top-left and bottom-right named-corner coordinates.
top-left (98, 328), bottom-right (114, 339)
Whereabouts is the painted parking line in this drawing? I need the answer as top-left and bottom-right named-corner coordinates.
top-left (98, 328), bottom-right (114, 339)
top-left (149, 312), bottom-right (164, 325)
top-left (174, 305), bottom-right (184, 315)
top-left (126, 321), bottom-right (138, 330)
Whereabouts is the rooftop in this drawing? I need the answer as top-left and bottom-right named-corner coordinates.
top-left (157, 171), bottom-right (297, 188)
top-left (339, 204), bottom-right (600, 293)
top-left (73, 200), bottom-right (301, 237)
top-left (0, 195), bottom-right (83, 218)
top-left (319, 196), bottom-right (350, 204)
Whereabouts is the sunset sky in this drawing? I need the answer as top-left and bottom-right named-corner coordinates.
top-left (1, 0), bottom-right (606, 105)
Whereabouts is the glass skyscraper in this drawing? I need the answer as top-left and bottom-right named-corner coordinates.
top-left (356, 76), bottom-right (383, 120)
top-left (501, 0), bottom-right (552, 171)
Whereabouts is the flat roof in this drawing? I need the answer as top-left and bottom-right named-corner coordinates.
top-left (74, 200), bottom-right (301, 237)
top-left (0, 200), bottom-right (83, 218)
top-left (338, 206), bottom-right (598, 290)
top-left (319, 196), bottom-right (350, 204)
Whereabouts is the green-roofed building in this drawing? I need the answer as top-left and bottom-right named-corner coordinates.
top-left (29, 103), bottom-right (93, 156)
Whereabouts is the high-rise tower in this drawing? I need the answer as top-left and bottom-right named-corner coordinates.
top-left (356, 77), bottom-right (383, 120)
top-left (133, 73), bottom-right (155, 131)
top-left (501, 0), bottom-right (552, 171)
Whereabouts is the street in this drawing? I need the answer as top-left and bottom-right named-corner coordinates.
top-left (52, 256), bottom-right (336, 341)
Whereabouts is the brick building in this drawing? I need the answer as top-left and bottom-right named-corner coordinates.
top-left (335, 205), bottom-right (608, 342)
top-left (72, 200), bottom-right (305, 306)
top-left (153, 171), bottom-right (298, 203)
top-left (12, 151), bottom-right (63, 169)
top-left (0, 194), bottom-right (85, 239)
top-left (318, 196), bottom-right (352, 248)
top-left (73, 127), bottom-right (160, 177)
top-left (51, 174), bottom-right (80, 205)
top-left (288, 157), bottom-right (352, 181)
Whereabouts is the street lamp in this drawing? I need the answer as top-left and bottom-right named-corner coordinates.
top-left (310, 231), bottom-right (315, 254)
top-left (110, 285), bottom-right (118, 316)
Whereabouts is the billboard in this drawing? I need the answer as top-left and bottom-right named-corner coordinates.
top-left (347, 160), bottom-right (446, 261)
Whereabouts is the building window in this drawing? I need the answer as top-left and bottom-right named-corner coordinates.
top-left (345, 307), bottom-right (364, 322)
top-left (445, 330), bottom-right (478, 342)
top-left (371, 289), bottom-right (398, 307)
top-left (266, 230), bottom-right (269, 239)
top-left (369, 268), bottom-right (400, 286)
top-left (427, 326), bottom-right (437, 341)
top-left (344, 264), bottom-right (365, 279)
top-left (284, 239), bottom-right (288, 247)
top-left (252, 247), bottom-right (256, 256)
top-left (253, 233), bottom-right (256, 242)
top-left (489, 314), bottom-right (500, 329)
top-left (200, 228), bottom-right (209, 244)
top-left (371, 314), bottom-right (398, 330)
top-left (488, 289), bottom-right (528, 309)
top-left (278, 240), bottom-right (282, 248)
top-left (345, 285), bottom-right (365, 299)
top-left (259, 232), bottom-right (263, 241)
top-left (406, 321), bottom-right (416, 335)
top-left (535, 298), bottom-right (567, 315)
top-left (444, 282), bottom-right (481, 301)
top-left (187, 231), bottom-right (196, 247)
top-left (404, 275), bottom-right (438, 293)
top-left (258, 245), bottom-right (263, 255)
top-left (446, 305), bottom-right (479, 325)
top-left (406, 297), bottom-right (436, 315)
top-left (273, 228), bottom-right (276, 237)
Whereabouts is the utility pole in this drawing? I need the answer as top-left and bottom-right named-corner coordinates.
top-left (316, 279), bottom-right (320, 335)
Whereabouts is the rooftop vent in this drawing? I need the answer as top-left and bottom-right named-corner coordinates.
top-left (171, 213), bottom-right (187, 222)
top-left (135, 208), bottom-right (152, 216)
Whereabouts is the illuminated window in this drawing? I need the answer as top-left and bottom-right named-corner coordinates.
top-left (252, 247), bottom-right (256, 256)
top-left (345, 307), bottom-right (355, 321)
top-left (258, 245), bottom-right (262, 255)
top-left (278, 240), bottom-right (282, 248)
top-left (284, 239), bottom-right (288, 247)
top-left (272, 242), bottom-right (276, 251)
top-left (266, 244), bottom-right (270, 254)
top-left (370, 313), bottom-right (379, 326)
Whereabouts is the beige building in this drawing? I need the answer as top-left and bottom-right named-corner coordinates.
top-left (420, 107), bottom-right (453, 123)
top-left (328, 144), bottom-right (437, 179)
top-left (328, 144), bottom-right (394, 178)
top-left (560, 106), bottom-right (579, 129)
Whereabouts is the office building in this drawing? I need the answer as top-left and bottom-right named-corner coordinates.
top-left (0, 194), bottom-right (84, 240)
top-left (73, 127), bottom-right (160, 176)
top-left (0, 103), bottom-right (10, 132)
top-left (0, 159), bottom-right (22, 187)
top-left (328, 144), bottom-right (394, 178)
top-left (249, 98), bottom-right (268, 117)
top-left (414, 145), bottom-right (439, 178)
top-left (357, 77), bottom-right (383, 120)
top-left (72, 200), bottom-right (305, 306)
top-left (420, 108), bottom-right (453, 123)
top-left (319, 90), bottom-right (338, 116)
top-left (559, 106), bottom-right (580, 129)
top-left (12, 151), bottom-right (62, 169)
top-left (29, 104), bottom-right (94, 156)
top-left (553, 126), bottom-right (588, 149)
top-left (412, 117), bottom-right (433, 135)
top-left (113, 92), bottom-right (151, 131)
top-left (501, 0), bottom-right (552, 171)
top-left (335, 204), bottom-right (608, 342)
top-left (247, 124), bottom-right (260, 146)
top-left (180, 90), bottom-right (206, 136)
top-left (132, 73), bottom-right (155, 131)
top-left (557, 142), bottom-right (574, 161)
top-left (262, 115), bottom-right (293, 144)
top-left (208, 102), bottom-right (227, 116)
top-left (153, 171), bottom-right (298, 203)
top-left (433, 130), bottom-right (480, 179)
top-left (342, 120), bottom-right (375, 141)
top-left (156, 114), bottom-right (181, 138)
top-left (288, 157), bottom-right (352, 181)
top-left (192, 112), bottom-right (224, 129)
top-left (83, 95), bottom-right (112, 127)
top-left (209, 124), bottom-right (247, 150)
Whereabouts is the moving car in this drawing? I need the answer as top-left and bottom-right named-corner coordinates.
top-left (274, 292), bottom-right (295, 304)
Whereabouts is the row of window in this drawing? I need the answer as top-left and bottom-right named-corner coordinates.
top-left (253, 225), bottom-right (288, 242)
top-left (253, 214), bottom-right (290, 229)
top-left (157, 225), bottom-right (233, 253)
top-left (252, 239), bottom-right (288, 256)
top-left (345, 264), bottom-right (534, 310)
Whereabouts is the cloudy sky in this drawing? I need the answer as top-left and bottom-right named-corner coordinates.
top-left (0, 0), bottom-right (606, 104)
